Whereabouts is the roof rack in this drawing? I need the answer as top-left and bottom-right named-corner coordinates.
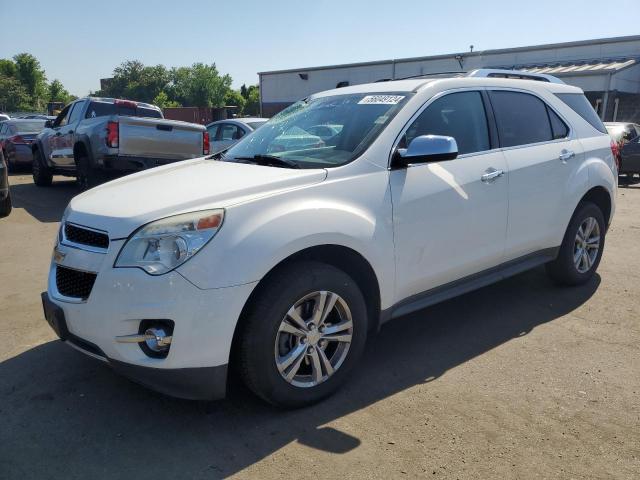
top-left (466, 69), bottom-right (565, 84)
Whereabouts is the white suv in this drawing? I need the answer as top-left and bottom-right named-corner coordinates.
top-left (43, 70), bottom-right (617, 407)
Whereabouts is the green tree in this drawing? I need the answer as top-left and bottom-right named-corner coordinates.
top-left (223, 89), bottom-right (246, 114)
top-left (153, 90), bottom-right (180, 109)
top-left (243, 85), bottom-right (261, 116)
top-left (0, 75), bottom-right (29, 112)
top-left (100, 60), bottom-right (170, 104)
top-left (48, 79), bottom-right (72, 103)
top-left (0, 59), bottom-right (16, 78)
top-left (172, 63), bottom-right (232, 108)
top-left (13, 53), bottom-right (47, 110)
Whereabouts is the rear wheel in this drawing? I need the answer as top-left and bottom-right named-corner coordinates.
top-left (32, 149), bottom-right (53, 187)
top-left (76, 154), bottom-right (103, 191)
top-left (238, 261), bottom-right (368, 408)
top-left (546, 201), bottom-right (605, 285)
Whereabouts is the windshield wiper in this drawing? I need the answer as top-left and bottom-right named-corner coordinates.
top-left (232, 155), bottom-right (300, 169)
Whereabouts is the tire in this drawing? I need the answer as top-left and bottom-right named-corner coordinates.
top-left (0, 191), bottom-right (11, 217)
top-left (32, 148), bottom-right (53, 187)
top-left (238, 261), bottom-right (368, 408)
top-left (546, 201), bottom-right (605, 286)
top-left (76, 154), bottom-right (103, 191)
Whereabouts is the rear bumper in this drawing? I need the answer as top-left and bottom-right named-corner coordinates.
top-left (42, 291), bottom-right (229, 401)
top-left (8, 144), bottom-right (33, 164)
top-left (101, 155), bottom-right (190, 172)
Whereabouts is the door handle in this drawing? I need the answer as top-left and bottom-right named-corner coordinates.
top-left (481, 167), bottom-right (504, 183)
top-left (559, 149), bottom-right (575, 162)
top-left (68, 130), bottom-right (74, 134)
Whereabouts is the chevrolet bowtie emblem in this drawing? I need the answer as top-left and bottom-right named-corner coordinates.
top-left (53, 247), bottom-right (66, 263)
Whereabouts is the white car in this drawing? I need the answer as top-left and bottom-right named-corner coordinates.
top-left (43, 70), bottom-right (617, 407)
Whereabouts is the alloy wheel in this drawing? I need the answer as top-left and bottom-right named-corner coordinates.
top-left (274, 290), bottom-right (353, 388)
top-left (574, 216), bottom-right (600, 273)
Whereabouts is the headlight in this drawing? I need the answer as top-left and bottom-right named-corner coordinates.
top-left (115, 209), bottom-right (224, 275)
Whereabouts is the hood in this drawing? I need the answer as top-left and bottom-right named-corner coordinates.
top-left (66, 159), bottom-right (327, 238)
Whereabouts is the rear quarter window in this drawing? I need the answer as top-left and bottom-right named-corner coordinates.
top-left (555, 93), bottom-right (607, 134)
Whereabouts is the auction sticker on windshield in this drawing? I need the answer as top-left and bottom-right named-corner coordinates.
top-left (358, 95), bottom-right (405, 105)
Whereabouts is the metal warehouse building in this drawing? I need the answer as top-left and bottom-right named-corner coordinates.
top-left (259, 35), bottom-right (640, 122)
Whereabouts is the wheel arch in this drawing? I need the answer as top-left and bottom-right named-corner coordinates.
top-left (579, 186), bottom-right (612, 227)
top-left (228, 244), bottom-right (382, 374)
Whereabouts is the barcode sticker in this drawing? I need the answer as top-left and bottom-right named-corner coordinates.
top-left (358, 95), bottom-right (405, 105)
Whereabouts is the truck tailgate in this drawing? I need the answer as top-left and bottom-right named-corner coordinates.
top-left (118, 117), bottom-right (204, 160)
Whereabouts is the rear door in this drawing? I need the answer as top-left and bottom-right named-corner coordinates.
top-left (488, 89), bottom-right (585, 260)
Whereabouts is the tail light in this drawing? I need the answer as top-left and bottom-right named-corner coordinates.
top-left (106, 121), bottom-right (119, 148)
top-left (9, 135), bottom-right (25, 144)
top-left (610, 140), bottom-right (620, 170)
top-left (203, 131), bottom-right (210, 155)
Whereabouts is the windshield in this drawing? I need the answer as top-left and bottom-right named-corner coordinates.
top-left (223, 93), bottom-right (411, 168)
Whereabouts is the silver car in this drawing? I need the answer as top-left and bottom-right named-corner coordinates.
top-left (205, 117), bottom-right (268, 154)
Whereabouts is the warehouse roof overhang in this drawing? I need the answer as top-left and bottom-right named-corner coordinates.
top-left (517, 58), bottom-right (638, 76)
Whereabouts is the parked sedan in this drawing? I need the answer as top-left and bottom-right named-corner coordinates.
top-left (205, 117), bottom-right (268, 153)
top-left (605, 122), bottom-right (640, 180)
top-left (0, 119), bottom-right (47, 170)
top-left (0, 149), bottom-right (11, 217)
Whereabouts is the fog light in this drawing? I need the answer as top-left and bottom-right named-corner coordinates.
top-left (115, 320), bottom-right (175, 359)
top-left (144, 327), bottom-right (172, 352)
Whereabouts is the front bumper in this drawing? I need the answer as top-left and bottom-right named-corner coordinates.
top-left (45, 238), bottom-right (257, 400)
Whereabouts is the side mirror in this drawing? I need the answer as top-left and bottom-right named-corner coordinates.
top-left (45, 120), bottom-right (54, 128)
top-left (393, 135), bottom-right (458, 168)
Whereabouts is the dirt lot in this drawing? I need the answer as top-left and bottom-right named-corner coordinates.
top-left (0, 172), bottom-right (638, 479)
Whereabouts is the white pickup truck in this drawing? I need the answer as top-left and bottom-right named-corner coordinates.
top-left (32, 98), bottom-right (208, 189)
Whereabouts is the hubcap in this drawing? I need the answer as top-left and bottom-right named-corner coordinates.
top-left (574, 216), bottom-right (600, 274)
top-left (274, 290), bottom-right (353, 388)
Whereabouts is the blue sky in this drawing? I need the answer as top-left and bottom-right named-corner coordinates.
top-left (0, 0), bottom-right (637, 96)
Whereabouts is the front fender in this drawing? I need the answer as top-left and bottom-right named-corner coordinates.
top-left (177, 173), bottom-right (395, 308)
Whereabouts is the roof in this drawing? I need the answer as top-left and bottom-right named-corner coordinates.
top-left (520, 58), bottom-right (637, 76)
top-left (258, 34), bottom-right (640, 76)
top-left (310, 79), bottom-right (432, 98)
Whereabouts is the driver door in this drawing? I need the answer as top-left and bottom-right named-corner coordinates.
top-left (48, 104), bottom-right (72, 167)
top-left (390, 90), bottom-right (508, 302)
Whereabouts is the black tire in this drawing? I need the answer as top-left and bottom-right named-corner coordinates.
top-left (32, 148), bottom-right (53, 187)
top-left (238, 261), bottom-right (368, 408)
top-left (76, 154), bottom-right (103, 191)
top-left (0, 191), bottom-right (11, 218)
top-left (546, 201), bottom-right (605, 286)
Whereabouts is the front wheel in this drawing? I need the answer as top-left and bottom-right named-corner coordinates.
top-left (0, 192), bottom-right (11, 217)
top-left (237, 261), bottom-right (368, 408)
top-left (546, 201), bottom-right (605, 285)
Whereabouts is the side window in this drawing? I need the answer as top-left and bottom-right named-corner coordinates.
top-left (555, 93), bottom-right (607, 134)
top-left (68, 102), bottom-right (85, 125)
top-left (489, 91), bottom-right (553, 147)
top-left (404, 91), bottom-right (490, 155)
top-left (207, 124), bottom-right (219, 140)
top-left (218, 123), bottom-right (241, 141)
top-left (548, 108), bottom-right (569, 139)
top-left (54, 105), bottom-right (71, 128)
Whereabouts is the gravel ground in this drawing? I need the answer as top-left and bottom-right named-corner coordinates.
top-left (0, 173), bottom-right (638, 479)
